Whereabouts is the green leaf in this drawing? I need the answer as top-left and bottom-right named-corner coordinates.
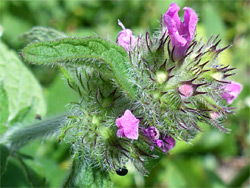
top-left (19, 26), bottom-right (67, 43)
top-left (21, 37), bottom-right (137, 100)
top-left (78, 164), bottom-right (112, 188)
top-left (18, 158), bottom-right (47, 187)
top-left (0, 157), bottom-right (32, 187)
top-left (63, 153), bottom-right (112, 188)
top-left (0, 40), bottom-right (46, 125)
top-left (0, 82), bottom-right (9, 129)
top-left (9, 105), bottom-right (32, 125)
top-left (0, 144), bottom-right (10, 175)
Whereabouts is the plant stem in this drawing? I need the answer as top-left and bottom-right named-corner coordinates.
top-left (1, 114), bottom-right (67, 149)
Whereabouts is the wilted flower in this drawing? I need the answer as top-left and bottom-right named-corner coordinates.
top-left (164, 2), bottom-right (198, 60)
top-left (222, 82), bottom-right (242, 104)
top-left (117, 20), bottom-right (137, 52)
top-left (116, 109), bottom-right (139, 139)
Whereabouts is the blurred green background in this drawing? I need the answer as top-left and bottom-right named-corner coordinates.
top-left (0, 0), bottom-right (249, 187)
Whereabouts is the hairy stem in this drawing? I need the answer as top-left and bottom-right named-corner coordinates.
top-left (1, 114), bottom-right (67, 149)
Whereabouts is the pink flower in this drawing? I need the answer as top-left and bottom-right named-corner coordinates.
top-left (222, 82), bottom-right (242, 104)
top-left (164, 3), bottom-right (198, 60)
top-left (116, 110), bottom-right (139, 140)
top-left (178, 84), bottom-right (193, 98)
top-left (117, 20), bottom-right (137, 52)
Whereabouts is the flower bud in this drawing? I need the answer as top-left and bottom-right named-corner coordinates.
top-left (117, 20), bottom-right (137, 52)
top-left (221, 82), bottom-right (242, 104)
top-left (209, 112), bottom-right (221, 120)
top-left (178, 84), bottom-right (193, 98)
top-left (156, 71), bottom-right (168, 84)
top-left (143, 126), bottom-right (160, 140)
top-left (161, 135), bottom-right (175, 153)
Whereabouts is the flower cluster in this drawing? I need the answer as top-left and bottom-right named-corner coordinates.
top-left (115, 2), bottom-right (242, 149)
top-left (59, 2), bottom-right (242, 176)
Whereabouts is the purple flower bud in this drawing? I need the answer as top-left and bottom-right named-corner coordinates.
top-left (151, 139), bottom-right (163, 151)
top-left (221, 81), bottom-right (242, 104)
top-left (164, 3), bottom-right (198, 60)
top-left (143, 127), bottom-right (175, 152)
top-left (143, 126), bottom-right (160, 140)
top-left (161, 135), bottom-right (175, 153)
top-left (178, 84), bottom-right (193, 98)
top-left (116, 109), bottom-right (139, 140)
top-left (117, 20), bottom-right (137, 52)
top-left (155, 139), bottom-right (163, 147)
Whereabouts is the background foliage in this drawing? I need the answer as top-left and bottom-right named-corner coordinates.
top-left (0, 0), bottom-right (249, 187)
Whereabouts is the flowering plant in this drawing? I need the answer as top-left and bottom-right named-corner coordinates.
top-left (1, 2), bottom-right (242, 187)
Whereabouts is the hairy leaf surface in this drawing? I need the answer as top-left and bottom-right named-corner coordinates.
top-left (21, 37), bottom-right (137, 99)
top-left (20, 26), bottom-right (67, 43)
top-left (62, 154), bottom-right (112, 188)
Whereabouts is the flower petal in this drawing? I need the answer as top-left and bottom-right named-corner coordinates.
top-left (164, 2), bottom-right (181, 33)
top-left (222, 81), bottom-right (242, 104)
top-left (117, 128), bottom-right (125, 138)
top-left (183, 7), bottom-right (198, 43)
top-left (116, 110), bottom-right (139, 140)
top-left (164, 3), bottom-right (198, 59)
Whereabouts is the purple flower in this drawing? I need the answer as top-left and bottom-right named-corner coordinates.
top-left (143, 127), bottom-right (175, 152)
top-left (221, 81), bottom-right (242, 104)
top-left (116, 110), bottom-right (139, 140)
top-left (151, 139), bottom-right (163, 151)
top-left (164, 3), bottom-right (198, 60)
top-left (117, 20), bottom-right (137, 52)
top-left (161, 135), bottom-right (175, 153)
